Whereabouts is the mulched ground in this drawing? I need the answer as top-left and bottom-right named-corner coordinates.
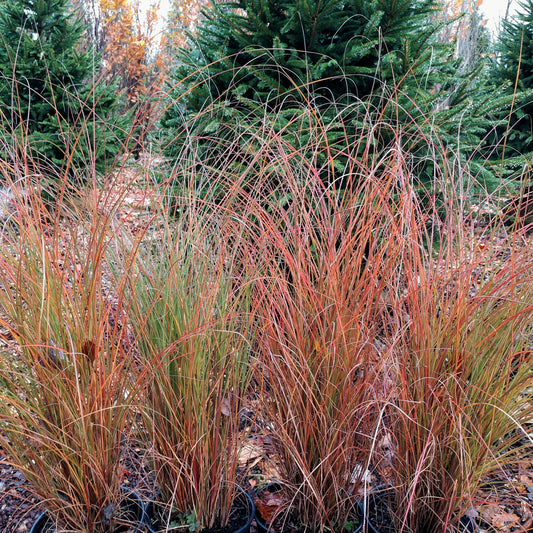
top-left (0, 461), bottom-right (40, 533)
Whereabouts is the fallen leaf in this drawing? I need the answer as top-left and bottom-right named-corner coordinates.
top-left (480, 504), bottom-right (502, 524)
top-left (260, 457), bottom-right (282, 481)
top-left (221, 397), bottom-right (232, 417)
top-left (492, 512), bottom-right (519, 529)
top-left (238, 442), bottom-right (264, 467)
top-left (254, 489), bottom-right (287, 523)
top-left (520, 500), bottom-right (532, 523)
top-left (221, 394), bottom-right (238, 417)
top-left (376, 432), bottom-right (395, 467)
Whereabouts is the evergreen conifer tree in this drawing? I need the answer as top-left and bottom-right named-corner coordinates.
top-left (491, 0), bottom-right (533, 164)
top-left (163, 0), bottom-right (502, 192)
top-left (0, 0), bottom-right (130, 181)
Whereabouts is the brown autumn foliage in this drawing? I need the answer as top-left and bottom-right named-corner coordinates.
top-left (165, 0), bottom-right (209, 50)
top-left (99, 0), bottom-right (162, 104)
top-left (74, 0), bottom-right (167, 102)
top-left (74, 0), bottom-right (172, 154)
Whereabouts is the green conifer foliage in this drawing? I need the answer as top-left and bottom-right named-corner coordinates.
top-left (0, 0), bottom-right (130, 181)
top-left (492, 0), bottom-right (533, 161)
top-left (163, 0), bottom-right (500, 193)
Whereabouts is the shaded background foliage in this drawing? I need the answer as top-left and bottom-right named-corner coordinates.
top-left (0, 0), bottom-right (532, 197)
top-left (0, 0), bottom-right (130, 179)
top-left (487, 0), bottom-right (533, 178)
top-left (159, 0), bottom-right (521, 199)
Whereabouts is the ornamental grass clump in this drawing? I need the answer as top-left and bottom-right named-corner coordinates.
top-left (121, 197), bottom-right (253, 532)
top-left (236, 129), bottom-right (423, 532)
top-left (381, 177), bottom-right (533, 532)
top-left (0, 162), bottom-right (143, 532)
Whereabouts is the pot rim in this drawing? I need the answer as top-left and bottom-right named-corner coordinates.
top-left (28, 486), bottom-right (147, 533)
top-left (144, 487), bottom-right (255, 533)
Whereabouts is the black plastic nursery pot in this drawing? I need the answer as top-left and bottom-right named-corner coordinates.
top-left (145, 489), bottom-right (255, 533)
top-left (356, 487), bottom-right (392, 533)
top-left (356, 486), bottom-right (478, 533)
top-left (255, 509), bottom-right (365, 533)
top-left (29, 487), bottom-right (147, 533)
top-left (254, 483), bottom-right (364, 533)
